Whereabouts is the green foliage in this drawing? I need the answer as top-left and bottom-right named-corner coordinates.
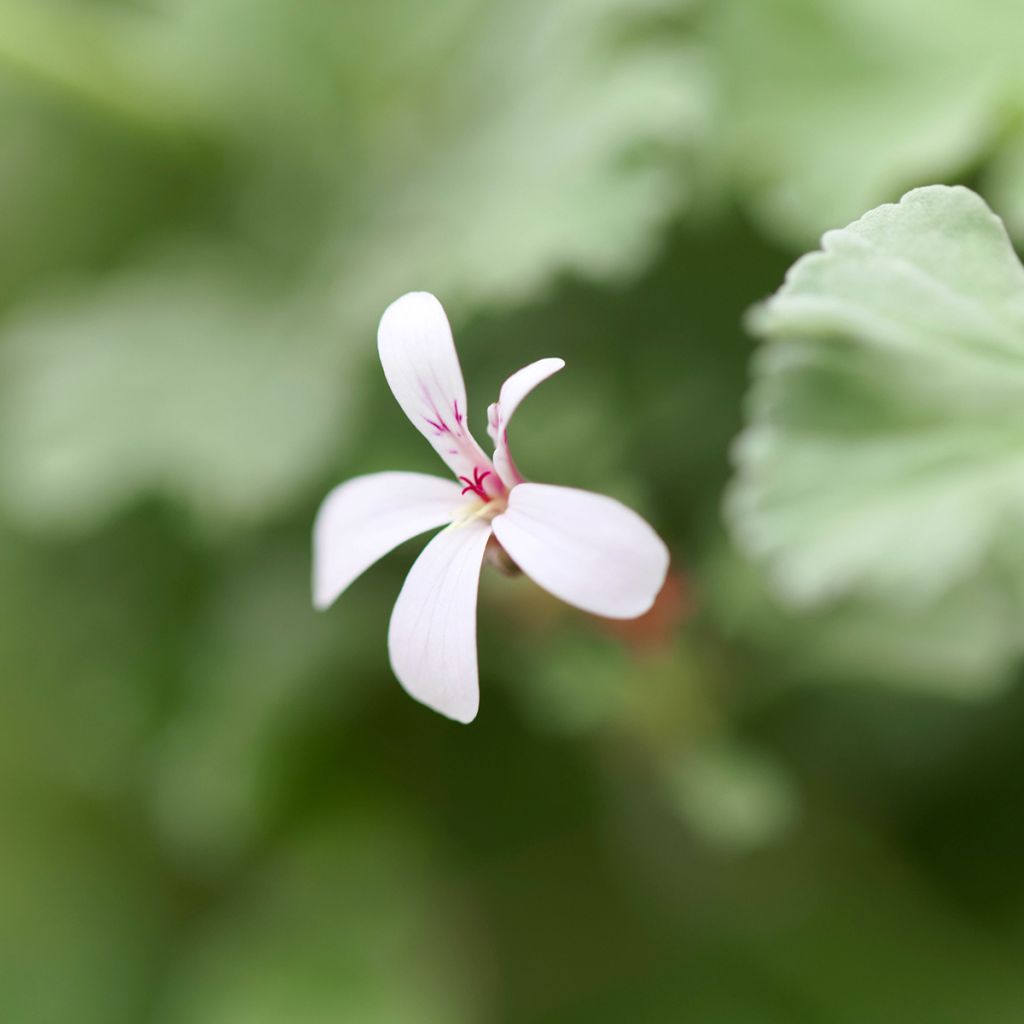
top-left (727, 185), bottom-right (1024, 691)
top-left (0, 789), bottom-right (166, 1024)
top-left (156, 821), bottom-right (479, 1024)
top-left (707, 540), bottom-right (1021, 697)
top-left (0, 0), bottom-right (702, 530)
top-left (4, 3), bottom-right (1024, 1022)
top-left (730, 187), bottom-right (1024, 606)
top-left (666, 737), bottom-right (799, 849)
top-left (706, 0), bottom-right (1024, 245)
top-left (0, 252), bottom-right (349, 530)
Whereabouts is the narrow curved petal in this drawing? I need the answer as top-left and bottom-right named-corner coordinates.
top-left (492, 483), bottom-right (669, 619)
top-left (313, 472), bottom-right (464, 610)
top-left (378, 292), bottom-right (491, 481)
top-left (388, 518), bottom-right (492, 723)
top-left (486, 357), bottom-right (565, 488)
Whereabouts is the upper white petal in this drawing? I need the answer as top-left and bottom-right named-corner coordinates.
top-left (488, 357), bottom-right (566, 441)
top-left (491, 483), bottom-right (669, 619)
top-left (313, 471), bottom-right (463, 610)
top-left (388, 518), bottom-right (492, 724)
top-left (377, 292), bottom-right (490, 480)
top-left (487, 357), bottom-right (565, 488)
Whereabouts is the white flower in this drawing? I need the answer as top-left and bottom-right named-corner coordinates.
top-left (313, 292), bottom-right (669, 723)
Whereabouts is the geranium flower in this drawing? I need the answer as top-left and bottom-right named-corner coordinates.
top-left (313, 292), bottom-right (669, 723)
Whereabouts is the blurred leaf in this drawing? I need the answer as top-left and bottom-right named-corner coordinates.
top-left (707, 0), bottom-right (1013, 245)
top-left (0, 248), bottom-right (352, 531)
top-left (728, 186), bottom-right (1024, 623)
top-left (152, 536), bottom-right (367, 868)
top-left (146, 0), bottom-right (706, 295)
top-left (707, 541), bottom-right (1021, 698)
top-left (0, 0), bottom-right (705, 531)
top-left (0, 0), bottom-right (199, 128)
top-left (510, 630), bottom-right (629, 735)
top-left (0, 516), bottom-right (203, 793)
top-left (0, 789), bottom-right (165, 1024)
top-left (156, 819), bottom-right (484, 1024)
top-left (573, 802), bottom-right (1024, 1023)
top-left (984, 133), bottom-right (1024, 242)
top-left (328, 0), bottom-right (706, 307)
top-left (0, 85), bottom-right (200, 300)
top-left (666, 738), bottom-right (799, 850)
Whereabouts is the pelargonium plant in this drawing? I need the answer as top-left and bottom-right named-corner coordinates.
top-left (314, 292), bottom-right (669, 722)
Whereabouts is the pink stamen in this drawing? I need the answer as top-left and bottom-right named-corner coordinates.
top-left (459, 466), bottom-right (493, 500)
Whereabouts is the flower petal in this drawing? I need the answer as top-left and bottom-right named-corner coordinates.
top-left (387, 518), bottom-right (492, 724)
top-left (313, 471), bottom-right (463, 610)
top-left (486, 357), bottom-right (565, 487)
top-left (492, 483), bottom-right (669, 619)
top-left (378, 292), bottom-right (491, 481)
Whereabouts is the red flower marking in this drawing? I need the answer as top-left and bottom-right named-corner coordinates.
top-left (421, 384), bottom-right (451, 434)
top-left (459, 466), bottom-right (493, 500)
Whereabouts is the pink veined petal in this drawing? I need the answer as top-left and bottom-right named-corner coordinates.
top-left (313, 471), bottom-right (464, 610)
top-left (492, 483), bottom-right (669, 619)
top-left (388, 518), bottom-right (492, 724)
top-left (486, 357), bottom-right (565, 488)
top-left (378, 292), bottom-right (492, 482)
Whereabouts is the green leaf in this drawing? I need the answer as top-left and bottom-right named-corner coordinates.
top-left (0, 0), bottom-right (704, 531)
top-left (151, 535), bottom-right (369, 868)
top-left (176, 0), bottom-right (705, 303)
top-left (706, 0), bottom-right (1015, 245)
top-left (0, 790), bottom-right (165, 1024)
top-left (0, 516), bottom-right (202, 791)
top-left (666, 738), bottom-right (799, 850)
top-left (728, 185), bottom-right (1024, 618)
top-left (156, 820), bottom-right (481, 1024)
top-left (706, 540), bottom-right (1022, 697)
top-left (327, 0), bottom-right (705, 306)
top-left (0, 0), bottom-right (199, 130)
top-left (0, 248), bottom-right (353, 531)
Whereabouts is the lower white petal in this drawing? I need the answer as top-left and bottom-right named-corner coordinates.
top-left (313, 472), bottom-right (463, 610)
top-left (492, 483), bottom-right (669, 619)
top-left (388, 518), bottom-right (492, 724)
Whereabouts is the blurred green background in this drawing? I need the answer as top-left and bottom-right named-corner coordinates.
top-left (4, 1), bottom-right (1024, 1021)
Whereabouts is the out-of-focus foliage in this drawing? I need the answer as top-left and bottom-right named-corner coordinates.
top-left (4, 1), bottom-right (1024, 1022)
top-left (155, 820), bottom-right (482, 1024)
top-left (0, 253), bottom-right (348, 530)
top-left (706, 0), bottom-right (1024, 245)
top-left (730, 185), bottom-right (1024, 604)
top-left (708, 540), bottom-right (1022, 697)
top-left (0, 0), bottom-right (703, 531)
top-left (728, 186), bottom-right (1024, 689)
